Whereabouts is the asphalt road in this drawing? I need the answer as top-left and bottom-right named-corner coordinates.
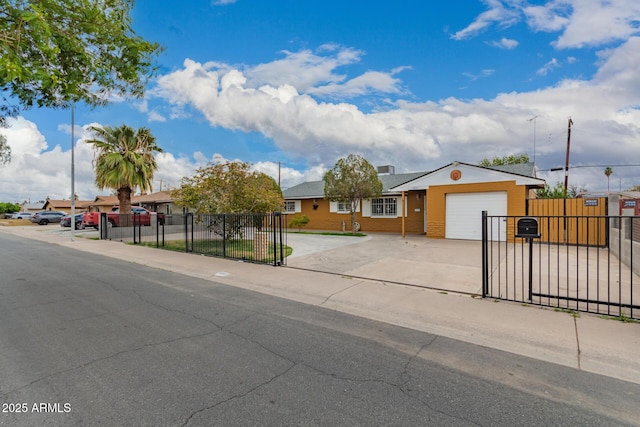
top-left (1, 233), bottom-right (639, 426)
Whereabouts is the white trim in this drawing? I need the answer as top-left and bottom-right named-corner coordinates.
top-left (392, 163), bottom-right (545, 192)
top-left (284, 200), bottom-right (301, 214)
top-left (330, 201), bottom-right (357, 214)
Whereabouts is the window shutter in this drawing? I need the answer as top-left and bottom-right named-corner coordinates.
top-left (295, 200), bottom-right (301, 213)
top-left (329, 201), bottom-right (337, 213)
top-left (362, 199), bottom-right (371, 217)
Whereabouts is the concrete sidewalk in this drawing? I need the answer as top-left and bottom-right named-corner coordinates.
top-left (2, 225), bottom-right (639, 385)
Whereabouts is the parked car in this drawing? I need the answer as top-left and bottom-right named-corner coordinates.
top-left (11, 212), bottom-right (33, 219)
top-left (82, 206), bottom-right (165, 229)
top-left (60, 213), bottom-right (84, 228)
top-left (30, 211), bottom-right (67, 225)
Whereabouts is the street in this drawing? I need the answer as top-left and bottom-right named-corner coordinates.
top-left (1, 232), bottom-right (638, 426)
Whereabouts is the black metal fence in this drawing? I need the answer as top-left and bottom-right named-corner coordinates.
top-left (482, 212), bottom-right (639, 319)
top-left (99, 211), bottom-right (287, 266)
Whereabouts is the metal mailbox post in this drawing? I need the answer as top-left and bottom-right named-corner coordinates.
top-left (515, 217), bottom-right (540, 301)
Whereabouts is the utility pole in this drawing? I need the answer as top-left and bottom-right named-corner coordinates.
top-left (527, 115), bottom-right (540, 164)
top-left (563, 117), bottom-right (573, 195)
top-left (70, 103), bottom-right (75, 241)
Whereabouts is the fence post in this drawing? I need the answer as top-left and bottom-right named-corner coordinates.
top-left (222, 215), bottom-right (226, 258)
top-left (278, 212), bottom-right (284, 266)
top-left (184, 213), bottom-right (192, 253)
top-left (272, 212), bottom-right (278, 266)
top-left (99, 212), bottom-right (108, 240)
top-left (481, 211), bottom-right (488, 297)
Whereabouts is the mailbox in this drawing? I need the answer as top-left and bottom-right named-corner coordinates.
top-left (515, 217), bottom-right (540, 238)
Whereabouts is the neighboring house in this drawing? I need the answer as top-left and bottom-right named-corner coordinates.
top-left (20, 202), bottom-right (46, 214)
top-left (85, 195), bottom-right (120, 213)
top-left (282, 161), bottom-right (546, 240)
top-left (85, 192), bottom-right (179, 216)
top-left (133, 191), bottom-right (180, 216)
top-left (42, 198), bottom-right (91, 213)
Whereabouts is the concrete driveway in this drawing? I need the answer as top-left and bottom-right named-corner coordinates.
top-left (285, 233), bottom-right (484, 295)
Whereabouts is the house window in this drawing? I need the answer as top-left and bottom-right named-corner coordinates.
top-left (284, 201), bottom-right (296, 213)
top-left (337, 202), bottom-right (350, 213)
top-left (371, 198), bottom-right (397, 217)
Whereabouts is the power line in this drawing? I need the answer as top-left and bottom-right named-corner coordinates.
top-left (539, 164), bottom-right (640, 171)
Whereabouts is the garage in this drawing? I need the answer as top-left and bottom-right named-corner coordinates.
top-left (445, 192), bottom-right (507, 240)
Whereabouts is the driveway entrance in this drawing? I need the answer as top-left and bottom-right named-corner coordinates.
top-left (286, 233), bottom-right (483, 295)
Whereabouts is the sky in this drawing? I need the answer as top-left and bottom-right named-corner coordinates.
top-left (2, 0), bottom-right (640, 204)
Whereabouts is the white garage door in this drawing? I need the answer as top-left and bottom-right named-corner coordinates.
top-left (445, 192), bottom-right (507, 240)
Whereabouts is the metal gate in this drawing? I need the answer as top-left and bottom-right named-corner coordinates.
top-left (98, 211), bottom-right (287, 266)
top-left (180, 212), bottom-right (287, 266)
top-left (482, 212), bottom-right (639, 319)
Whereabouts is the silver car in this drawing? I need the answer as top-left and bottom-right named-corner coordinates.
top-left (11, 212), bottom-right (33, 219)
top-left (30, 211), bottom-right (67, 225)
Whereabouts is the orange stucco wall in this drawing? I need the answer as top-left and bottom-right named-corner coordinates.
top-left (286, 182), bottom-right (530, 237)
top-left (425, 181), bottom-right (528, 239)
top-left (286, 191), bottom-right (426, 234)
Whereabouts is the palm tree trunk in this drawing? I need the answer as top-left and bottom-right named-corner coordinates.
top-left (118, 186), bottom-right (133, 226)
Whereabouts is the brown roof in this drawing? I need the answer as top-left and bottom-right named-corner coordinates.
top-left (91, 195), bottom-right (119, 206)
top-left (87, 192), bottom-right (174, 208)
top-left (133, 191), bottom-right (174, 204)
top-left (44, 199), bottom-right (92, 210)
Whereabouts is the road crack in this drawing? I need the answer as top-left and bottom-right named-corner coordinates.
top-left (574, 317), bottom-right (582, 369)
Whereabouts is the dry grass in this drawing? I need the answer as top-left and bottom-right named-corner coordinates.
top-left (0, 219), bottom-right (36, 227)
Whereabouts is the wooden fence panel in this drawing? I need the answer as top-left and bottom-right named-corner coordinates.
top-left (527, 198), bottom-right (607, 246)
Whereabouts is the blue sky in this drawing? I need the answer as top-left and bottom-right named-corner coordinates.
top-left (2, 0), bottom-right (640, 203)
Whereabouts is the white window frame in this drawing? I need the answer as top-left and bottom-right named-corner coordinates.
top-left (283, 200), bottom-right (301, 213)
top-left (330, 201), bottom-right (359, 214)
top-left (337, 202), bottom-right (350, 213)
top-left (370, 197), bottom-right (398, 218)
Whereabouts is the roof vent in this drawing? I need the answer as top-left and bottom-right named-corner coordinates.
top-left (377, 165), bottom-right (395, 175)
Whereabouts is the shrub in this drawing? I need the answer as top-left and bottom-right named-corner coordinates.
top-left (289, 214), bottom-right (309, 231)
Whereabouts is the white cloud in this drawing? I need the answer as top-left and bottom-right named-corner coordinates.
top-left (536, 57), bottom-right (560, 75)
top-left (0, 117), bottom-right (100, 203)
top-left (148, 110), bottom-right (167, 122)
top-left (246, 47), bottom-right (363, 93)
top-left (462, 69), bottom-right (496, 81)
top-left (451, 0), bottom-right (522, 40)
top-left (488, 37), bottom-right (519, 49)
top-left (455, 0), bottom-right (640, 49)
top-left (150, 38), bottom-right (640, 193)
top-left (527, 0), bottom-right (640, 48)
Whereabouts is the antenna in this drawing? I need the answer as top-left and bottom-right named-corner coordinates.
top-left (527, 115), bottom-right (540, 164)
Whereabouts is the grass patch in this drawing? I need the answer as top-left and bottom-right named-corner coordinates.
top-left (553, 307), bottom-right (581, 318)
top-left (140, 238), bottom-right (292, 262)
top-left (288, 231), bottom-right (366, 237)
top-left (601, 310), bottom-right (640, 323)
top-left (0, 219), bottom-right (35, 226)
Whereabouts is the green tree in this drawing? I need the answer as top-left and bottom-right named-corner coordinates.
top-left (536, 182), bottom-right (568, 198)
top-left (479, 154), bottom-right (530, 167)
top-left (0, 201), bottom-right (20, 215)
top-left (171, 161), bottom-right (284, 215)
top-left (627, 185), bottom-right (640, 191)
top-left (86, 124), bottom-right (162, 214)
top-left (0, 133), bottom-right (9, 164)
top-left (323, 154), bottom-right (383, 233)
top-left (0, 0), bottom-right (161, 127)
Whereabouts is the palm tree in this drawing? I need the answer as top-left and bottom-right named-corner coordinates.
top-left (87, 125), bottom-right (163, 214)
top-left (604, 167), bottom-right (613, 193)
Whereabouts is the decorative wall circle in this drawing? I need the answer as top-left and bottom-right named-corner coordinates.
top-left (450, 169), bottom-right (462, 181)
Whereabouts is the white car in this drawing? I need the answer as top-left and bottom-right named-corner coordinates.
top-left (12, 212), bottom-right (33, 219)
